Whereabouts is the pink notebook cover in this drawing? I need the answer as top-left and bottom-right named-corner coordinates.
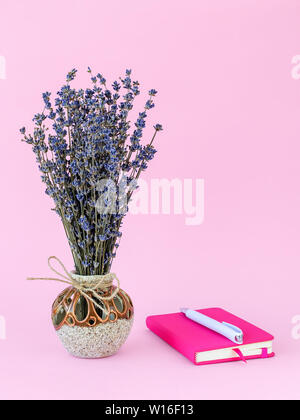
top-left (146, 307), bottom-right (275, 365)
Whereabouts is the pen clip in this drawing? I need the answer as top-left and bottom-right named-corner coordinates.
top-left (222, 322), bottom-right (244, 344)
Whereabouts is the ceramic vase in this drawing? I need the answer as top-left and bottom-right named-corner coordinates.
top-left (51, 275), bottom-right (134, 358)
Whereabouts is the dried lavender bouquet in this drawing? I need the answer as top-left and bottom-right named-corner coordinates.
top-left (20, 68), bottom-right (162, 276)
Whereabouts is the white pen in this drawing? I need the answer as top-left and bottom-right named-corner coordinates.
top-left (180, 308), bottom-right (244, 344)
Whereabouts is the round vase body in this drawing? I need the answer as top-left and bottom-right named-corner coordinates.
top-left (51, 282), bottom-right (134, 358)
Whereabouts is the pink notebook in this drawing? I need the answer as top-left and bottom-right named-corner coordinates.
top-left (146, 307), bottom-right (275, 365)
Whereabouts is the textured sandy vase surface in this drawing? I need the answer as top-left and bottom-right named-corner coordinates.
top-left (52, 280), bottom-right (134, 358)
top-left (56, 318), bottom-right (134, 358)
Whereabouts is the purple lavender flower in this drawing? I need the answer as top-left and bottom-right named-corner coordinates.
top-left (148, 89), bottom-right (157, 96)
top-left (20, 68), bottom-right (163, 275)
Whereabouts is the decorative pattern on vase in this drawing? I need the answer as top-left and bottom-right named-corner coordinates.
top-left (52, 285), bottom-right (134, 358)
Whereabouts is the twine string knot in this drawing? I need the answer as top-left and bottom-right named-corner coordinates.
top-left (27, 256), bottom-right (120, 315)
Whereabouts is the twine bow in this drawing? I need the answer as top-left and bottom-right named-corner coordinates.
top-left (27, 256), bottom-right (120, 315)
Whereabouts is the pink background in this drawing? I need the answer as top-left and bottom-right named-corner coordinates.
top-left (1, 0), bottom-right (300, 400)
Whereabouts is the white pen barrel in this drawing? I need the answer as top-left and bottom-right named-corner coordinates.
top-left (185, 309), bottom-right (237, 342)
